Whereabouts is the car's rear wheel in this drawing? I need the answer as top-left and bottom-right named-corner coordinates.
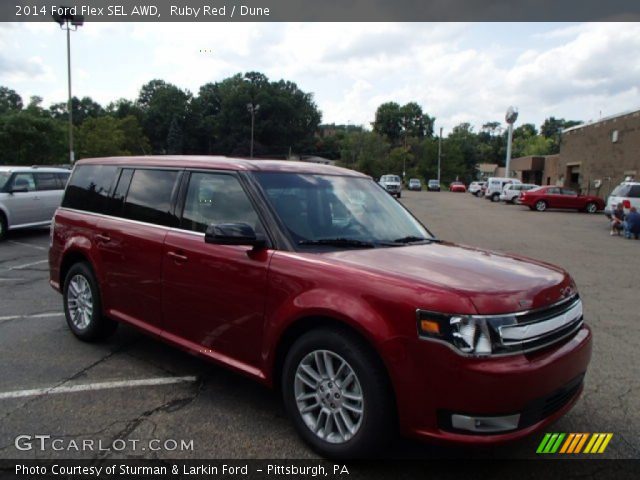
top-left (0, 213), bottom-right (7, 241)
top-left (397, 192), bottom-right (401, 199)
top-left (585, 202), bottom-right (598, 213)
top-left (535, 200), bottom-right (548, 212)
top-left (282, 328), bottom-right (394, 458)
top-left (491, 193), bottom-right (500, 202)
top-left (63, 262), bottom-right (117, 341)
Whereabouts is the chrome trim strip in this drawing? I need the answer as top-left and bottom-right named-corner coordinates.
top-left (466, 294), bottom-right (580, 320)
top-left (499, 300), bottom-right (583, 343)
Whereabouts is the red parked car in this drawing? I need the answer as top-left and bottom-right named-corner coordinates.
top-left (50, 157), bottom-right (591, 458)
top-left (449, 181), bottom-right (467, 192)
top-left (520, 186), bottom-right (605, 213)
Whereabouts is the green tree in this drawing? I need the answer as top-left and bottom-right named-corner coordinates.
top-left (0, 110), bottom-right (66, 165)
top-left (136, 79), bottom-right (191, 154)
top-left (50, 96), bottom-right (105, 126)
top-left (373, 102), bottom-right (402, 144)
top-left (0, 87), bottom-right (23, 114)
top-left (76, 116), bottom-right (151, 159)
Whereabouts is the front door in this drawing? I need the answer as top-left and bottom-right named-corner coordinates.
top-left (162, 171), bottom-right (272, 370)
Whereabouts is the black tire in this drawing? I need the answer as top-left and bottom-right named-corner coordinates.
top-left (491, 193), bottom-right (500, 202)
top-left (63, 262), bottom-right (117, 342)
top-left (585, 202), bottom-right (598, 214)
top-left (281, 328), bottom-right (394, 459)
top-left (0, 212), bottom-right (7, 241)
top-left (535, 200), bottom-right (548, 212)
top-left (397, 192), bottom-right (401, 199)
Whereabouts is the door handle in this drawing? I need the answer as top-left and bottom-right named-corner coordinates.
top-left (96, 233), bottom-right (111, 242)
top-left (167, 251), bottom-right (188, 263)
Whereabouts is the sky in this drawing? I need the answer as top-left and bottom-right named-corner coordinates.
top-left (1, 22), bottom-right (639, 133)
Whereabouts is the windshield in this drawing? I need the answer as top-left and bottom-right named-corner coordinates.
top-left (381, 175), bottom-right (400, 183)
top-left (254, 173), bottom-right (433, 249)
top-left (0, 172), bottom-right (10, 190)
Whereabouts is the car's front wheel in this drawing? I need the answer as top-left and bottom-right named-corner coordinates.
top-left (282, 328), bottom-right (394, 458)
top-left (491, 193), bottom-right (500, 202)
top-left (63, 262), bottom-right (118, 341)
top-left (585, 202), bottom-right (598, 213)
top-left (535, 200), bottom-right (548, 212)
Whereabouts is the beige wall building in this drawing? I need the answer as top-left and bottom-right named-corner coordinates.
top-left (559, 109), bottom-right (640, 198)
top-left (509, 155), bottom-right (560, 186)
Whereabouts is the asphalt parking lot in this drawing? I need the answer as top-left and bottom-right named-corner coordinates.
top-left (0, 192), bottom-right (638, 460)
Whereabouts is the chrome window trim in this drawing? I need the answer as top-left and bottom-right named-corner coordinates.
top-left (59, 207), bottom-right (205, 238)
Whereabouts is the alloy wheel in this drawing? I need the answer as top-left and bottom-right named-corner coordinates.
top-left (67, 274), bottom-right (94, 330)
top-left (294, 350), bottom-right (364, 444)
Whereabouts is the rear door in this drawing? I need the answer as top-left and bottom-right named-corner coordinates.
top-left (34, 172), bottom-right (65, 222)
top-left (161, 171), bottom-right (272, 368)
top-left (97, 168), bottom-right (181, 331)
top-left (4, 172), bottom-right (39, 226)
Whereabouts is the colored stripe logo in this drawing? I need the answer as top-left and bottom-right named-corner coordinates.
top-left (537, 433), bottom-right (613, 454)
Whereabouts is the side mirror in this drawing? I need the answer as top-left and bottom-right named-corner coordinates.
top-left (205, 223), bottom-right (266, 248)
top-left (10, 186), bottom-right (28, 194)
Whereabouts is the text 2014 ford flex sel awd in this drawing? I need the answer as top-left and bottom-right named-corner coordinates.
top-left (49, 157), bottom-right (591, 458)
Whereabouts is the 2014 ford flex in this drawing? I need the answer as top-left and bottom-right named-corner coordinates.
top-left (49, 156), bottom-right (592, 458)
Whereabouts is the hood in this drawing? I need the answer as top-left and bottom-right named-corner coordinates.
top-left (323, 242), bottom-right (574, 315)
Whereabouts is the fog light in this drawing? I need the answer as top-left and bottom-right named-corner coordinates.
top-left (451, 413), bottom-right (520, 433)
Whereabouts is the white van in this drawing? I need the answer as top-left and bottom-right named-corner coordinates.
top-left (485, 177), bottom-right (521, 202)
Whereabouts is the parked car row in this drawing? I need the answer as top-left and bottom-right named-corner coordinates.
top-left (466, 176), bottom-right (608, 214)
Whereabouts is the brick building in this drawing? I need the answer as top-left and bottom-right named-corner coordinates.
top-left (559, 109), bottom-right (640, 198)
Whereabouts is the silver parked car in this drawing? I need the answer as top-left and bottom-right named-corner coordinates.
top-left (0, 166), bottom-right (70, 240)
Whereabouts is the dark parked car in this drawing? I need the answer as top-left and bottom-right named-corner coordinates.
top-left (50, 156), bottom-right (591, 458)
top-left (520, 186), bottom-right (604, 213)
top-left (408, 178), bottom-right (422, 191)
top-left (427, 179), bottom-right (441, 191)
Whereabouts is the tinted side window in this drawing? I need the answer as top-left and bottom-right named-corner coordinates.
top-left (123, 169), bottom-right (179, 227)
top-left (561, 188), bottom-right (577, 196)
top-left (11, 173), bottom-right (36, 192)
top-left (35, 173), bottom-right (60, 191)
top-left (62, 165), bottom-right (119, 214)
top-left (627, 185), bottom-right (640, 198)
top-left (181, 172), bottom-right (259, 233)
top-left (547, 187), bottom-right (560, 194)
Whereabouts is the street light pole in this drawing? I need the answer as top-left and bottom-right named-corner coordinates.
top-left (504, 106), bottom-right (518, 178)
top-left (53, 7), bottom-right (83, 164)
top-left (247, 103), bottom-right (260, 158)
top-left (66, 26), bottom-right (73, 164)
top-left (437, 126), bottom-right (442, 183)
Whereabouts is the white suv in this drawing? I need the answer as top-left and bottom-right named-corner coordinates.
top-left (500, 183), bottom-right (539, 203)
top-left (0, 166), bottom-right (70, 240)
top-left (379, 174), bottom-right (402, 198)
top-left (485, 177), bottom-right (521, 202)
top-left (605, 180), bottom-right (640, 218)
top-left (469, 181), bottom-right (486, 196)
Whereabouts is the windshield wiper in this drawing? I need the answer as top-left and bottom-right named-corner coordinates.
top-left (298, 238), bottom-right (376, 248)
top-left (390, 236), bottom-right (440, 244)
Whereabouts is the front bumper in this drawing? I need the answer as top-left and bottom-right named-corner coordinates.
top-left (382, 325), bottom-right (592, 445)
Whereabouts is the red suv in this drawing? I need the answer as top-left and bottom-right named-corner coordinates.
top-left (49, 157), bottom-right (591, 458)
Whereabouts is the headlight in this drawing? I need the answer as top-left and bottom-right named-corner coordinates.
top-left (417, 311), bottom-right (515, 356)
top-left (416, 298), bottom-right (584, 357)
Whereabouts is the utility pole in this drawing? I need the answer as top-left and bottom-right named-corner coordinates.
top-left (247, 103), bottom-right (260, 158)
top-left (53, 8), bottom-right (84, 164)
top-left (437, 127), bottom-right (442, 183)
